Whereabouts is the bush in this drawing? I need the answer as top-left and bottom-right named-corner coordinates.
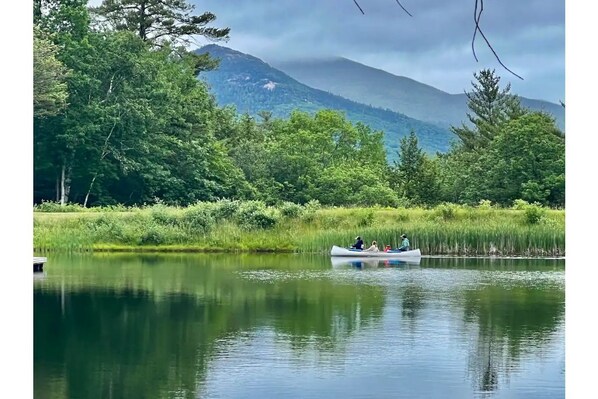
top-left (354, 185), bottom-right (399, 207)
top-left (524, 203), bottom-right (546, 225)
top-left (211, 199), bottom-right (241, 221)
top-left (150, 204), bottom-right (180, 226)
top-left (34, 201), bottom-right (86, 212)
top-left (182, 204), bottom-right (215, 233)
top-left (235, 201), bottom-right (280, 230)
top-left (357, 210), bottom-right (375, 227)
top-left (279, 202), bottom-right (304, 218)
top-left (434, 203), bottom-right (459, 220)
top-left (305, 199), bottom-right (322, 212)
top-left (478, 199), bottom-right (493, 209)
top-left (139, 227), bottom-right (166, 245)
top-left (512, 199), bottom-right (530, 210)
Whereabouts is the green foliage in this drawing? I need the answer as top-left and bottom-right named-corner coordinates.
top-left (392, 131), bottom-right (441, 206)
top-left (150, 204), bottom-right (180, 226)
top-left (182, 203), bottom-right (215, 233)
top-left (434, 203), bottom-right (460, 221)
top-left (198, 45), bottom-right (453, 155)
top-left (478, 200), bottom-right (493, 209)
top-left (32, 4), bottom-right (565, 214)
top-left (280, 202), bottom-right (304, 218)
top-left (480, 113), bottom-right (565, 206)
top-left (523, 203), bottom-right (546, 225)
top-left (512, 199), bottom-right (529, 210)
top-left (91, 0), bottom-right (230, 45)
top-left (234, 201), bottom-right (280, 230)
top-left (357, 210), bottom-right (375, 227)
top-left (33, 25), bottom-right (69, 117)
top-left (34, 201), bottom-right (84, 212)
top-left (211, 199), bottom-right (241, 221)
top-left (451, 69), bottom-right (525, 150)
top-left (34, 204), bottom-right (565, 255)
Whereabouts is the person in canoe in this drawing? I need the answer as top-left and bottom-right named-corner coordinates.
top-left (364, 240), bottom-right (379, 252)
top-left (351, 236), bottom-right (364, 250)
top-left (397, 234), bottom-right (410, 251)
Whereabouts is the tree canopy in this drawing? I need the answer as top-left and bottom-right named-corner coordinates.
top-left (33, 1), bottom-right (565, 209)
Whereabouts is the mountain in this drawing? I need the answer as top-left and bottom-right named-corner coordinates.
top-left (195, 45), bottom-right (455, 154)
top-left (272, 57), bottom-right (565, 131)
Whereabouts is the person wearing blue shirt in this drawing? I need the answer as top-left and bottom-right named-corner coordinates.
top-left (397, 234), bottom-right (410, 251)
top-left (351, 236), bottom-right (364, 250)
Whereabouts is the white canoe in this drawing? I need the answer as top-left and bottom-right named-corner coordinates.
top-left (330, 245), bottom-right (421, 258)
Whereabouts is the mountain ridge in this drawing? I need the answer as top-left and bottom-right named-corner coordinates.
top-left (272, 57), bottom-right (565, 130)
top-left (196, 45), bottom-right (456, 154)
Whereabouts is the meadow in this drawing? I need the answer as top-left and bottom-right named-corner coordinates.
top-left (33, 200), bottom-right (564, 256)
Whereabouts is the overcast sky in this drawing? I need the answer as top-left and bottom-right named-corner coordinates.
top-left (186, 0), bottom-right (565, 103)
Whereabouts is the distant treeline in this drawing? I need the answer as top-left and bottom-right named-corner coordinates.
top-left (34, 1), bottom-right (565, 209)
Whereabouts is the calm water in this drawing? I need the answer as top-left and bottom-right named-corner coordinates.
top-left (34, 254), bottom-right (565, 399)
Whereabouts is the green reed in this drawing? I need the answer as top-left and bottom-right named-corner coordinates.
top-left (34, 203), bottom-right (564, 256)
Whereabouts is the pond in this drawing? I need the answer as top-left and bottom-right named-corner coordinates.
top-left (34, 254), bottom-right (565, 399)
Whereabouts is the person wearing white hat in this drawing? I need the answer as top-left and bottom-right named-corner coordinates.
top-left (351, 236), bottom-right (364, 250)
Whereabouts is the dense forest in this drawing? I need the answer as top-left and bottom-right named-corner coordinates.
top-left (34, 0), bottom-right (565, 209)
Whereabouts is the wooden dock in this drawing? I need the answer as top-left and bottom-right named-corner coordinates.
top-left (34, 257), bottom-right (47, 272)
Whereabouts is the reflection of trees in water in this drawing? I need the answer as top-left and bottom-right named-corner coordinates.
top-left (401, 285), bottom-right (425, 320)
top-left (34, 254), bottom-right (386, 398)
top-left (462, 285), bottom-right (564, 393)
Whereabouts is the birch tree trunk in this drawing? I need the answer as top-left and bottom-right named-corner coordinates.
top-left (60, 162), bottom-right (71, 206)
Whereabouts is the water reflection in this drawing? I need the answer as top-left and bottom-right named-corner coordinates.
top-left (34, 254), bottom-right (564, 399)
top-left (462, 284), bottom-right (565, 394)
top-left (330, 256), bottom-right (421, 269)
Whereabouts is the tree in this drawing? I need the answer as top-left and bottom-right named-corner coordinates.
top-left (478, 112), bottom-right (565, 206)
top-left (91, 0), bottom-right (229, 46)
top-left (33, 26), bottom-right (69, 117)
top-left (392, 131), bottom-right (440, 205)
top-left (451, 69), bottom-right (525, 150)
top-left (34, 1), bottom-right (251, 206)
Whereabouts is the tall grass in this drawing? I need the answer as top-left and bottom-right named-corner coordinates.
top-left (34, 201), bottom-right (565, 256)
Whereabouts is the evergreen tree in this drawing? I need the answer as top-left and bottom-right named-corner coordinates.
top-left (91, 0), bottom-right (229, 45)
top-left (451, 69), bottom-right (525, 150)
top-left (33, 25), bottom-right (69, 117)
top-left (392, 131), bottom-right (439, 205)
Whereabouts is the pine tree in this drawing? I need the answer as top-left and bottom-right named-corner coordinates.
top-left (451, 69), bottom-right (525, 150)
top-left (92, 0), bottom-right (230, 46)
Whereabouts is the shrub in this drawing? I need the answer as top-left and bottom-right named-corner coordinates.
top-left (211, 199), bottom-right (240, 221)
top-left (150, 204), bottom-right (180, 226)
top-left (357, 210), bottom-right (375, 227)
top-left (280, 202), bottom-right (304, 218)
top-left (305, 199), bottom-right (322, 212)
top-left (434, 203), bottom-right (459, 220)
top-left (182, 204), bottom-right (215, 233)
top-left (478, 199), bottom-right (493, 209)
top-left (235, 201), bottom-right (280, 230)
top-left (512, 199), bottom-right (530, 210)
top-left (34, 201), bottom-right (86, 212)
top-left (139, 227), bottom-right (166, 245)
top-left (524, 203), bottom-right (546, 225)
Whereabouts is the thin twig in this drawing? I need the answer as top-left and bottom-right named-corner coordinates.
top-left (471, 0), bottom-right (480, 62)
top-left (395, 0), bottom-right (413, 17)
top-left (472, 0), bottom-right (523, 80)
top-left (353, 0), bottom-right (365, 14)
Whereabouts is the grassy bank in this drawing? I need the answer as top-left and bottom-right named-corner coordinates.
top-left (33, 200), bottom-right (564, 256)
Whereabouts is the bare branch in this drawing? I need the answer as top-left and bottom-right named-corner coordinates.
top-left (394, 0), bottom-right (413, 17)
top-left (472, 0), bottom-right (523, 80)
top-left (353, 0), bottom-right (365, 15)
top-left (471, 0), bottom-right (480, 62)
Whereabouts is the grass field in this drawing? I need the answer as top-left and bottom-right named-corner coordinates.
top-left (33, 201), bottom-right (565, 256)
